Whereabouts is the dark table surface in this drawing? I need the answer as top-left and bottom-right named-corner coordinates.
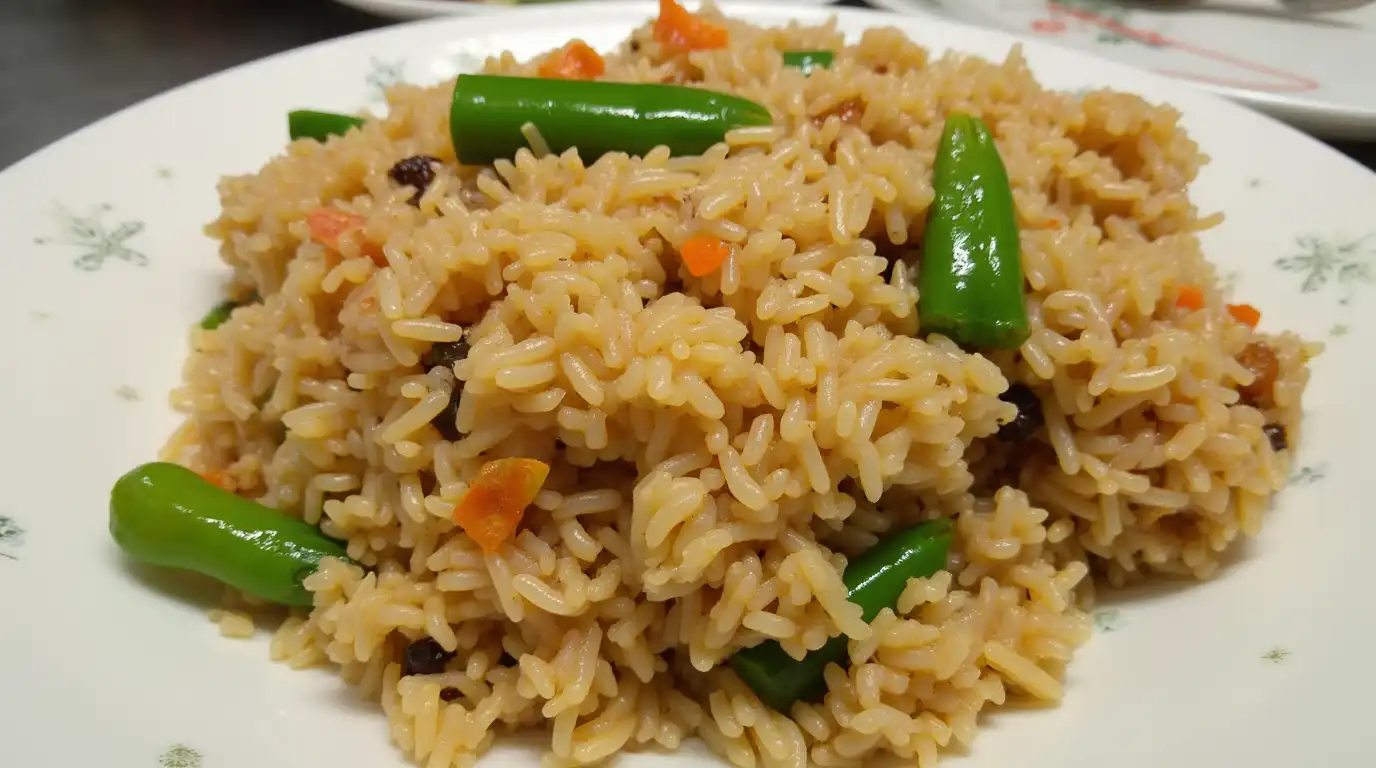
top-left (3, 0), bottom-right (1373, 172)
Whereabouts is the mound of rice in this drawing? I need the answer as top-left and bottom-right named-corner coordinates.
top-left (164, 7), bottom-right (1315, 767)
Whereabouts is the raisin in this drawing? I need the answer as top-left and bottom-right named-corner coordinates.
top-left (422, 337), bottom-right (470, 442)
top-left (1263, 423), bottom-right (1288, 452)
top-left (996, 384), bottom-right (1043, 442)
top-left (401, 637), bottom-right (455, 677)
top-left (421, 337), bottom-right (470, 373)
top-left (388, 155), bottom-right (440, 206)
top-left (813, 97), bottom-right (866, 126)
top-left (439, 687), bottom-right (462, 702)
top-left (433, 389), bottom-right (463, 442)
top-left (1236, 342), bottom-right (1279, 404)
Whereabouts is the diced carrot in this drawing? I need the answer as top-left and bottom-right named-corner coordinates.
top-left (306, 208), bottom-right (366, 249)
top-left (1175, 285), bottom-right (1204, 311)
top-left (1226, 303), bottom-right (1261, 328)
top-left (538, 40), bottom-right (606, 80)
top-left (306, 208), bottom-right (386, 267)
top-left (654, 0), bottom-right (729, 53)
top-left (680, 234), bottom-right (731, 277)
top-left (452, 458), bottom-right (551, 554)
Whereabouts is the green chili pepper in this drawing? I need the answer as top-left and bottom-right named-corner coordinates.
top-left (288, 110), bottom-right (366, 142)
top-left (448, 74), bottom-right (772, 165)
top-left (781, 50), bottom-right (834, 75)
top-left (729, 518), bottom-right (953, 712)
top-left (109, 462), bottom-right (351, 606)
top-left (918, 113), bottom-right (1029, 350)
top-left (199, 291), bottom-right (260, 331)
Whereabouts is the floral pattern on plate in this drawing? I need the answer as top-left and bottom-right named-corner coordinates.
top-left (35, 203), bottom-right (148, 272)
top-left (0, 515), bottom-right (23, 561)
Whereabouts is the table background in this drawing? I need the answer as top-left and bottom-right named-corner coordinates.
top-left (2, 0), bottom-right (1373, 171)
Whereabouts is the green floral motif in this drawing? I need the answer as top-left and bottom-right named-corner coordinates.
top-left (0, 515), bottom-right (24, 561)
top-left (1275, 233), bottom-right (1374, 306)
top-left (35, 203), bottom-right (147, 271)
top-left (1055, 0), bottom-right (1165, 47)
top-left (366, 57), bottom-right (406, 100)
top-left (1092, 608), bottom-right (1123, 632)
top-left (158, 744), bottom-right (202, 768)
top-left (115, 384), bottom-right (142, 402)
top-left (1289, 463), bottom-right (1327, 486)
top-left (1262, 647), bottom-right (1290, 664)
top-left (1330, 323), bottom-right (1350, 338)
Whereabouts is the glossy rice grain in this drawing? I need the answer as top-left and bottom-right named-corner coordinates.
top-left (165, 7), bottom-right (1315, 767)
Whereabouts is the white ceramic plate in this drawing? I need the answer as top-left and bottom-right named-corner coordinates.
top-left (2, 2), bottom-right (1374, 767)
top-left (869, 0), bottom-right (1376, 138)
top-left (334, 0), bottom-right (838, 21)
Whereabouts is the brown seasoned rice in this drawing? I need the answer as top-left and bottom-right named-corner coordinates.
top-left (164, 6), bottom-right (1316, 767)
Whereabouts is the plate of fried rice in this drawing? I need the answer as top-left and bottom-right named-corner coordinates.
top-left (1, 2), bottom-right (1373, 767)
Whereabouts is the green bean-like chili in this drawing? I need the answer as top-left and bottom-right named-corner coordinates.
top-left (199, 291), bottom-right (260, 331)
top-left (918, 113), bottom-right (1029, 350)
top-left (448, 74), bottom-right (772, 165)
top-left (288, 109), bottom-right (366, 142)
top-left (729, 518), bottom-right (953, 712)
top-left (781, 50), bottom-right (834, 75)
top-left (109, 462), bottom-right (351, 606)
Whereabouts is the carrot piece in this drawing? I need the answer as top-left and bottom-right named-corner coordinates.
top-left (452, 458), bottom-right (551, 554)
top-left (680, 234), bottom-right (731, 277)
top-left (306, 208), bottom-right (366, 249)
top-left (654, 0), bottom-right (729, 53)
top-left (1176, 285), bottom-right (1204, 311)
top-left (1226, 303), bottom-right (1261, 328)
top-left (306, 208), bottom-right (385, 266)
top-left (538, 40), bottom-right (606, 80)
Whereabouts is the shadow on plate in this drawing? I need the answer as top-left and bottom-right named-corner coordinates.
top-left (119, 555), bottom-right (225, 608)
top-left (1089, 528), bottom-right (1260, 609)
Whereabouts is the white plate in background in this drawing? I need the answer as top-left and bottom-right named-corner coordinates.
top-left (869, 0), bottom-right (1376, 138)
top-left (334, 0), bottom-right (840, 20)
top-left (1, 2), bottom-right (1374, 768)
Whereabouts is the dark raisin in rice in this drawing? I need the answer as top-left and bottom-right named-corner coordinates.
top-left (421, 337), bottom-right (470, 373)
top-left (433, 389), bottom-right (463, 442)
top-left (388, 155), bottom-right (440, 206)
top-left (423, 336), bottom-right (470, 441)
top-left (1263, 423), bottom-right (1288, 452)
top-left (439, 687), bottom-right (462, 702)
top-left (996, 384), bottom-right (1043, 442)
top-left (401, 637), bottom-right (455, 677)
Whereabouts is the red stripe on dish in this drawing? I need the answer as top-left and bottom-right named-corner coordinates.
top-left (1044, 1), bottom-right (1321, 94)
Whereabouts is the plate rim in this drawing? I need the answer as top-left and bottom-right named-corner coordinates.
top-left (330, 0), bottom-right (843, 22)
top-left (865, 0), bottom-right (1376, 138)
